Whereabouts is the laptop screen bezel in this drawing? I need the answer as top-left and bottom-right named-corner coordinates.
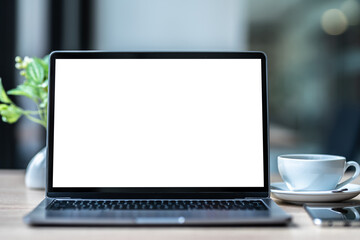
top-left (46, 51), bottom-right (269, 199)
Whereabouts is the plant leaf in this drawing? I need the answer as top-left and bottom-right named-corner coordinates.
top-left (0, 105), bottom-right (22, 123)
top-left (40, 79), bottom-right (48, 88)
top-left (0, 104), bottom-right (8, 111)
top-left (36, 57), bottom-right (48, 77)
top-left (7, 88), bottom-right (33, 99)
top-left (0, 78), bottom-right (12, 104)
top-left (26, 58), bottom-right (45, 84)
top-left (39, 89), bottom-right (47, 104)
top-left (39, 97), bottom-right (48, 108)
top-left (7, 84), bottom-right (40, 100)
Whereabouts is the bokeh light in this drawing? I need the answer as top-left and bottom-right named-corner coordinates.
top-left (321, 9), bottom-right (348, 35)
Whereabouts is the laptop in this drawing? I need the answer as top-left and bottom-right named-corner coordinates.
top-left (24, 51), bottom-right (291, 226)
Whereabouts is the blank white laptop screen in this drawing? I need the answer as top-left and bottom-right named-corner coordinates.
top-left (52, 59), bottom-right (264, 187)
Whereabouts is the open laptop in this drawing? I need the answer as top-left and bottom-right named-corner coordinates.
top-left (24, 51), bottom-right (291, 226)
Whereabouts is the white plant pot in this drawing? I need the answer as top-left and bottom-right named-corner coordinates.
top-left (25, 147), bottom-right (46, 189)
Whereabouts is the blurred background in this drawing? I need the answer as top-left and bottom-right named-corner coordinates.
top-left (0, 0), bottom-right (359, 173)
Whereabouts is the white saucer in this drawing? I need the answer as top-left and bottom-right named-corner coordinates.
top-left (271, 182), bottom-right (360, 203)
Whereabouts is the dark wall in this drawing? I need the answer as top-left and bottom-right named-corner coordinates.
top-left (0, 0), bottom-right (17, 168)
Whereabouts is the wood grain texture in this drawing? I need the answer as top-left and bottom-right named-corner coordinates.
top-left (1, 170), bottom-right (360, 240)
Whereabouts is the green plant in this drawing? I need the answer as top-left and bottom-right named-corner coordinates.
top-left (0, 56), bottom-right (49, 129)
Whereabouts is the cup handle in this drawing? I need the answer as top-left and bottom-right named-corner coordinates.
top-left (335, 161), bottom-right (360, 189)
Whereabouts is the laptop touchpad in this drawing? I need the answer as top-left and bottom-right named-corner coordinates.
top-left (135, 217), bottom-right (185, 224)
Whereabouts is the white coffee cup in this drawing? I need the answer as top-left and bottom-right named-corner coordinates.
top-left (278, 154), bottom-right (360, 191)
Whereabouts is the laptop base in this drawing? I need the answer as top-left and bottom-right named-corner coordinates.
top-left (24, 198), bottom-right (291, 226)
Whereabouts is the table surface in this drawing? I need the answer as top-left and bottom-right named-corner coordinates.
top-left (1, 170), bottom-right (360, 240)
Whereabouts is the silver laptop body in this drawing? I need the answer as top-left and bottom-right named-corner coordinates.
top-left (24, 51), bottom-right (291, 226)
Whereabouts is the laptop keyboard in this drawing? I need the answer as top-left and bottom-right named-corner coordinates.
top-left (47, 200), bottom-right (267, 211)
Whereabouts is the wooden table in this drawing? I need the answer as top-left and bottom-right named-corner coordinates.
top-left (1, 170), bottom-right (360, 240)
